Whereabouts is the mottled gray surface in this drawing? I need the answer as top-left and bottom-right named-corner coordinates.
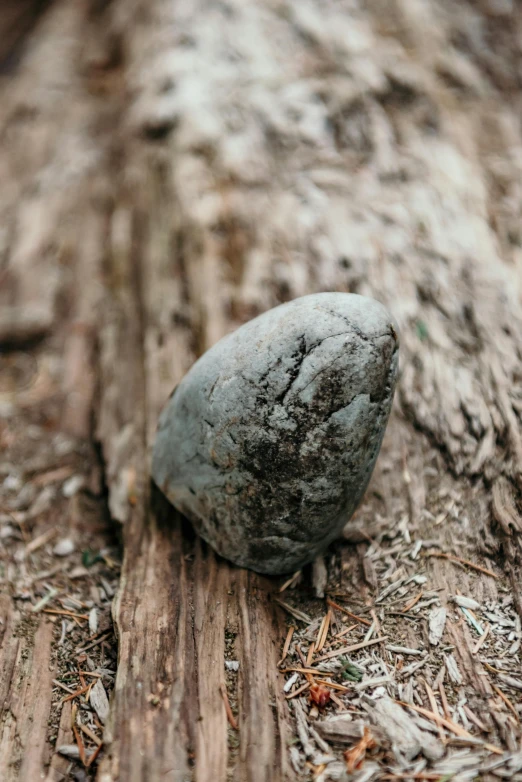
top-left (152, 293), bottom-right (399, 574)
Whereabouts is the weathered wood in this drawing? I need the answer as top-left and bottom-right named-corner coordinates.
top-left (0, 598), bottom-right (55, 781)
top-left (0, 7), bottom-right (121, 780)
top-left (96, 135), bottom-right (293, 779)
top-left (45, 702), bottom-right (73, 782)
top-left (1, 0), bottom-right (522, 780)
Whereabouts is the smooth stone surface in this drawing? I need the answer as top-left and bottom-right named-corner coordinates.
top-left (152, 293), bottom-right (399, 574)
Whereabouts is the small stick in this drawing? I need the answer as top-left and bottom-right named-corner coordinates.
top-left (336, 623), bottom-right (359, 639)
top-left (281, 666), bottom-right (335, 675)
top-left (483, 662), bottom-right (503, 674)
top-left (28, 563), bottom-right (68, 585)
top-left (424, 552), bottom-right (498, 579)
top-left (330, 692), bottom-right (347, 711)
top-left (493, 684), bottom-right (520, 723)
top-left (317, 611), bottom-right (332, 652)
top-left (463, 704), bottom-right (488, 733)
top-left (400, 592), bottom-right (423, 613)
top-left (285, 681), bottom-right (311, 700)
top-left (439, 682), bottom-right (451, 720)
top-left (370, 609), bottom-right (381, 636)
top-left (315, 615), bottom-right (328, 649)
top-left (314, 679), bottom-right (350, 693)
top-left (220, 684), bottom-right (238, 730)
top-left (27, 527), bottom-right (57, 554)
top-left (472, 623), bottom-right (490, 654)
top-left (79, 722), bottom-right (102, 746)
top-left (423, 680), bottom-right (445, 741)
top-left (326, 599), bottom-right (372, 627)
top-left (306, 643), bottom-right (315, 667)
top-left (60, 684), bottom-right (91, 704)
top-left (33, 466), bottom-right (74, 486)
top-left (86, 741), bottom-right (103, 767)
top-left (32, 588), bottom-right (59, 613)
top-left (380, 775), bottom-right (452, 780)
top-left (295, 644), bottom-right (307, 667)
top-left (278, 626), bottom-right (295, 665)
top-left (274, 599), bottom-right (310, 623)
top-left (76, 632), bottom-right (111, 654)
top-left (52, 679), bottom-right (76, 695)
top-left (315, 636), bottom-right (388, 663)
top-left (278, 571), bottom-right (301, 593)
top-left (398, 701), bottom-right (471, 736)
top-left (43, 609), bottom-right (89, 621)
top-left (397, 701), bottom-right (502, 752)
top-left (72, 724), bottom-right (87, 766)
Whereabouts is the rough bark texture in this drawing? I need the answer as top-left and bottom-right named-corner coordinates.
top-left (1, 0), bottom-right (522, 780)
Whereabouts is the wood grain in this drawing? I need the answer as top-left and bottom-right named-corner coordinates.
top-left (0, 600), bottom-right (55, 781)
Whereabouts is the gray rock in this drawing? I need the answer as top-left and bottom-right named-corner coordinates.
top-left (152, 293), bottom-right (399, 574)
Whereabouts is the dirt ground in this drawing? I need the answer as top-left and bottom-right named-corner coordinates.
top-left (1, 1), bottom-right (522, 781)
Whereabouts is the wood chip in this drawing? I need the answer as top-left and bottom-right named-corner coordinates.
top-left (284, 673), bottom-right (299, 693)
top-left (312, 555), bottom-right (328, 598)
top-left (453, 595), bottom-right (481, 610)
top-left (355, 675), bottom-right (392, 691)
top-left (90, 678), bottom-right (110, 723)
top-left (366, 697), bottom-right (444, 761)
top-left (315, 718), bottom-right (381, 746)
top-left (497, 674), bottom-right (522, 691)
top-left (428, 606), bottom-right (446, 646)
top-left (89, 607), bottom-right (98, 635)
top-left (444, 653), bottom-right (463, 685)
top-left (57, 744), bottom-right (82, 759)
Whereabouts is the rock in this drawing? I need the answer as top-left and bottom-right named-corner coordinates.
top-left (62, 475), bottom-right (84, 498)
top-left (53, 537), bottom-right (76, 557)
top-left (152, 292), bottom-right (399, 574)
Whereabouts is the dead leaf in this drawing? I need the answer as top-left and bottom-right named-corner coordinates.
top-left (309, 683), bottom-right (331, 709)
top-left (344, 726), bottom-right (376, 773)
